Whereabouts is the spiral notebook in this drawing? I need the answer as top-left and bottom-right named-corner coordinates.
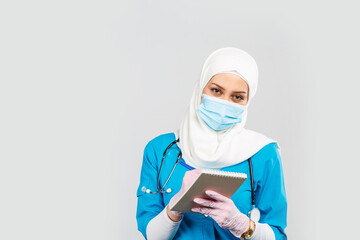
top-left (170, 169), bottom-right (247, 213)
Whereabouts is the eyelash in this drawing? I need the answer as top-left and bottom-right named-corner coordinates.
top-left (211, 88), bottom-right (244, 101)
top-left (233, 95), bottom-right (244, 101)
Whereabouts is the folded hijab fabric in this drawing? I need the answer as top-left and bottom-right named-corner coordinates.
top-left (175, 47), bottom-right (277, 169)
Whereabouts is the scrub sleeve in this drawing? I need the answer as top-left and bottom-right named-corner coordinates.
top-left (136, 139), bottom-right (166, 237)
top-left (250, 143), bottom-right (287, 239)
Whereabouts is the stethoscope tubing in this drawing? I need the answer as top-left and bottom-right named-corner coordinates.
top-left (248, 158), bottom-right (255, 206)
top-left (148, 138), bottom-right (256, 207)
top-left (149, 139), bottom-right (181, 194)
top-left (144, 138), bottom-right (260, 221)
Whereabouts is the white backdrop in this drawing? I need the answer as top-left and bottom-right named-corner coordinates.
top-left (1, 1), bottom-right (359, 239)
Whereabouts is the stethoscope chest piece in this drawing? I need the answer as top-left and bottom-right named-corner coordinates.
top-left (249, 207), bottom-right (260, 222)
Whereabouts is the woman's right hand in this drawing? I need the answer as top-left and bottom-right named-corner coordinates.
top-left (167, 168), bottom-right (202, 222)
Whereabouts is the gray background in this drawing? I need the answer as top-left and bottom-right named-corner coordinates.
top-left (1, 0), bottom-right (359, 239)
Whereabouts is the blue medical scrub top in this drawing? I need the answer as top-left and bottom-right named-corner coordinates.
top-left (136, 133), bottom-right (287, 240)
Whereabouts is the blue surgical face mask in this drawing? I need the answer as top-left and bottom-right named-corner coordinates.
top-left (196, 94), bottom-right (246, 131)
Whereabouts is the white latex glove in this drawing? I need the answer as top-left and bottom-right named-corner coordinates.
top-left (167, 169), bottom-right (202, 221)
top-left (192, 190), bottom-right (250, 238)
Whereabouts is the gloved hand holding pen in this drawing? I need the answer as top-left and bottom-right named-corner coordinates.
top-left (167, 169), bottom-right (202, 222)
top-left (192, 190), bottom-right (250, 238)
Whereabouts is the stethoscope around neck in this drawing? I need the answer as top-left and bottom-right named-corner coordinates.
top-left (143, 138), bottom-right (261, 222)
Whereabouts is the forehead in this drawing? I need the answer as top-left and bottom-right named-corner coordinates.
top-left (207, 73), bottom-right (248, 90)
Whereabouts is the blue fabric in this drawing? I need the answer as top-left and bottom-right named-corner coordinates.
top-left (136, 133), bottom-right (287, 240)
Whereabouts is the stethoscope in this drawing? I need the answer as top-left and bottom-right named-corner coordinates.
top-left (143, 138), bottom-right (261, 222)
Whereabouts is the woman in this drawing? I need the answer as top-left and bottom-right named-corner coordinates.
top-left (136, 47), bottom-right (287, 239)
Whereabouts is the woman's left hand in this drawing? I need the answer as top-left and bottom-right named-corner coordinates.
top-left (192, 190), bottom-right (250, 238)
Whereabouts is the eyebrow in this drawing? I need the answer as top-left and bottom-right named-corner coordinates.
top-left (211, 83), bottom-right (247, 94)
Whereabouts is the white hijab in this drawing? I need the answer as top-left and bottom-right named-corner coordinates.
top-left (175, 47), bottom-right (277, 169)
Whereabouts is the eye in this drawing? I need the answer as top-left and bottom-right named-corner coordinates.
top-left (233, 95), bottom-right (245, 102)
top-left (211, 88), bottom-right (221, 95)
